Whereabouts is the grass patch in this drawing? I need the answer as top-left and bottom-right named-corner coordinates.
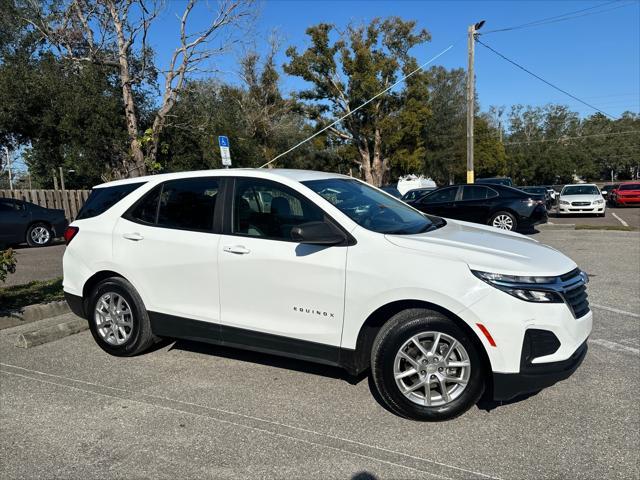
top-left (575, 225), bottom-right (636, 231)
top-left (0, 277), bottom-right (64, 312)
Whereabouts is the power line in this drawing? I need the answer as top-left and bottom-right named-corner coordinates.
top-left (503, 130), bottom-right (640, 146)
top-left (475, 38), bottom-right (617, 120)
top-left (259, 44), bottom-right (455, 168)
top-left (481, 0), bottom-right (634, 35)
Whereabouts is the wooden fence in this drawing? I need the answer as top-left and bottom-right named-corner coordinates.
top-left (0, 189), bottom-right (90, 221)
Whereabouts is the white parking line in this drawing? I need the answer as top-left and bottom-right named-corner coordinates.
top-left (611, 212), bottom-right (629, 227)
top-left (589, 339), bottom-right (640, 355)
top-left (591, 303), bottom-right (640, 318)
top-left (0, 362), bottom-right (503, 480)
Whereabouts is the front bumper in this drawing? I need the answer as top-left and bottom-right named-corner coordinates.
top-left (615, 196), bottom-right (640, 205)
top-left (558, 204), bottom-right (605, 214)
top-left (492, 340), bottom-right (587, 401)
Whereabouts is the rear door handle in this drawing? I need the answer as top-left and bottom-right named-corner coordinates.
top-left (223, 245), bottom-right (251, 255)
top-left (123, 232), bottom-right (144, 241)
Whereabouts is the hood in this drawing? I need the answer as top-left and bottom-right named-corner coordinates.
top-left (559, 194), bottom-right (602, 203)
top-left (385, 219), bottom-right (576, 277)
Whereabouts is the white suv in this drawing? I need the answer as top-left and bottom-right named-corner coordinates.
top-left (63, 169), bottom-right (592, 421)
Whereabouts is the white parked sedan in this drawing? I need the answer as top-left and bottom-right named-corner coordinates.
top-left (557, 184), bottom-right (605, 216)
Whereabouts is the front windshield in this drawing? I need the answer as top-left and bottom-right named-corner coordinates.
top-left (619, 183), bottom-right (640, 191)
top-left (524, 187), bottom-right (545, 194)
top-left (562, 185), bottom-right (600, 196)
top-left (303, 178), bottom-right (436, 234)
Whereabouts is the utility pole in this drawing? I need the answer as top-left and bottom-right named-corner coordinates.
top-left (467, 20), bottom-right (484, 184)
top-left (4, 146), bottom-right (13, 191)
top-left (59, 166), bottom-right (66, 191)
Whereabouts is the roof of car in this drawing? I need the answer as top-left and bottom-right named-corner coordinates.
top-left (93, 168), bottom-right (351, 189)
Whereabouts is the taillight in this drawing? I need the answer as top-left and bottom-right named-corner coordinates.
top-left (64, 226), bottom-right (79, 244)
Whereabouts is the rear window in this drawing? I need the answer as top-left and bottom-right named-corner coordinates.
top-left (77, 182), bottom-right (145, 220)
top-left (619, 184), bottom-right (640, 191)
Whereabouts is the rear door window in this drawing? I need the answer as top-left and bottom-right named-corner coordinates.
top-left (156, 178), bottom-right (219, 232)
top-left (77, 182), bottom-right (145, 219)
top-left (422, 187), bottom-right (457, 204)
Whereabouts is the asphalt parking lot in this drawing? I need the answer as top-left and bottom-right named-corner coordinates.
top-left (549, 205), bottom-right (640, 229)
top-left (1, 229), bottom-right (639, 480)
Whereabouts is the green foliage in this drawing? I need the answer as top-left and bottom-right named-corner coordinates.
top-left (0, 277), bottom-right (64, 310)
top-left (503, 106), bottom-right (639, 184)
top-left (0, 50), bottom-right (130, 188)
top-left (0, 248), bottom-right (17, 283)
top-left (284, 18), bottom-right (431, 185)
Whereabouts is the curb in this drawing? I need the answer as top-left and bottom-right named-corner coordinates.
top-left (0, 301), bottom-right (70, 330)
top-left (15, 317), bottom-right (88, 348)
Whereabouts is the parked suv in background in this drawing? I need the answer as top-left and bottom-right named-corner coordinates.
top-left (557, 184), bottom-right (605, 216)
top-left (611, 182), bottom-right (640, 207)
top-left (0, 198), bottom-right (67, 247)
top-left (63, 169), bottom-right (591, 421)
top-left (407, 184), bottom-right (547, 232)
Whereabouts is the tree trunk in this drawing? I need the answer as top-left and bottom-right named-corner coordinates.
top-left (370, 127), bottom-right (389, 187)
top-left (108, 1), bottom-right (146, 178)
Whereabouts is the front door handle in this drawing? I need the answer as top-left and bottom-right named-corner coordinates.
top-left (223, 245), bottom-right (251, 255)
top-left (123, 232), bottom-right (144, 241)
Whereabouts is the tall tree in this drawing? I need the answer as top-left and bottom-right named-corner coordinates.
top-left (284, 18), bottom-right (430, 186)
top-left (22, 0), bottom-right (254, 178)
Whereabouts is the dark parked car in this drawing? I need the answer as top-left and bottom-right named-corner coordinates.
top-left (0, 198), bottom-right (67, 247)
top-left (408, 184), bottom-right (547, 232)
top-left (519, 186), bottom-right (553, 209)
top-left (601, 184), bottom-right (619, 202)
top-left (380, 186), bottom-right (402, 198)
top-left (475, 177), bottom-right (513, 187)
top-left (401, 187), bottom-right (436, 202)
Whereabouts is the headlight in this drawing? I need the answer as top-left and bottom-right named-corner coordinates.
top-left (559, 200), bottom-right (570, 205)
top-left (594, 199), bottom-right (604, 204)
top-left (472, 270), bottom-right (563, 303)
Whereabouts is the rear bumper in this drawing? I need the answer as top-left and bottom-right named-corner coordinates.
top-left (64, 291), bottom-right (85, 319)
top-left (519, 207), bottom-right (548, 228)
top-left (52, 219), bottom-right (69, 237)
top-left (492, 340), bottom-right (588, 401)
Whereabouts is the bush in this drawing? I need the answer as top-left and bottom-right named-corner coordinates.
top-left (0, 249), bottom-right (17, 283)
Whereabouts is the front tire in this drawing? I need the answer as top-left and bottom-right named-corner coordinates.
top-left (26, 222), bottom-right (52, 247)
top-left (370, 309), bottom-right (485, 421)
top-left (88, 277), bottom-right (157, 357)
top-left (489, 211), bottom-right (517, 231)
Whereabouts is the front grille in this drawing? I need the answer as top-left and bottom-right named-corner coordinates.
top-left (560, 270), bottom-right (590, 318)
top-left (571, 201), bottom-right (591, 206)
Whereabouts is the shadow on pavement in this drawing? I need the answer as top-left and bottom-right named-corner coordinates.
top-left (168, 339), bottom-right (368, 386)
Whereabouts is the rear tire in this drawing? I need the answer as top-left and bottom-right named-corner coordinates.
top-left (489, 211), bottom-right (517, 231)
top-left (370, 309), bottom-right (485, 421)
top-left (26, 222), bottom-right (52, 247)
top-left (87, 277), bottom-right (157, 357)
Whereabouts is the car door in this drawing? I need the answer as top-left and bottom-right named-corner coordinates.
top-left (0, 198), bottom-right (30, 245)
top-left (217, 177), bottom-right (347, 357)
top-left (457, 186), bottom-right (494, 223)
top-left (112, 176), bottom-right (223, 325)
top-left (416, 186), bottom-right (458, 217)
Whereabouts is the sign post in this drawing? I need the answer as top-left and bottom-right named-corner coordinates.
top-left (218, 136), bottom-right (232, 168)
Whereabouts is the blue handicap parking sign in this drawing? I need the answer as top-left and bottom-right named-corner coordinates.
top-left (218, 136), bottom-right (229, 147)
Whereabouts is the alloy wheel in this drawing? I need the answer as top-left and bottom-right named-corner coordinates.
top-left (393, 331), bottom-right (471, 407)
top-left (492, 214), bottom-right (514, 230)
top-left (94, 292), bottom-right (134, 345)
top-left (30, 226), bottom-right (51, 245)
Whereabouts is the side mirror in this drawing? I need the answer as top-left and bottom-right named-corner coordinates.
top-left (291, 221), bottom-right (346, 245)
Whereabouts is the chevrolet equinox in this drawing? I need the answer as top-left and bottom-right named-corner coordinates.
top-left (63, 169), bottom-right (592, 421)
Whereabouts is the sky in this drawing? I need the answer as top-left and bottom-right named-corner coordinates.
top-left (148, 0), bottom-right (640, 119)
